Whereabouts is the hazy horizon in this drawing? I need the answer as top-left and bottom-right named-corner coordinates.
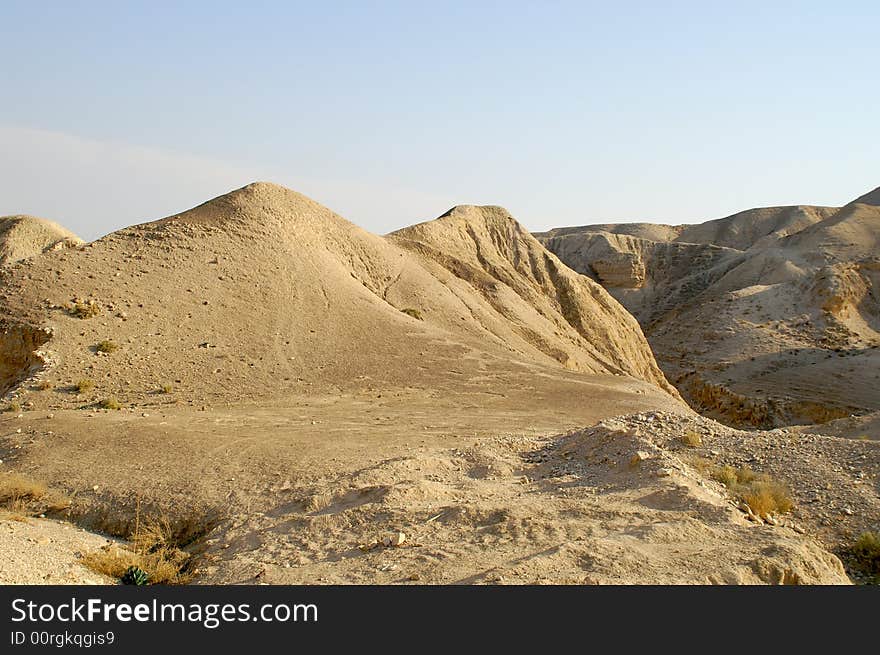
top-left (2, 1), bottom-right (878, 241)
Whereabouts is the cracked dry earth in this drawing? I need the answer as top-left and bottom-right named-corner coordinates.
top-left (201, 411), bottom-right (871, 585)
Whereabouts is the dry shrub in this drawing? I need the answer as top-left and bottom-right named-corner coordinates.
top-left (681, 430), bottom-right (702, 447)
top-left (159, 383), bottom-right (173, 394)
top-left (68, 300), bottom-right (101, 319)
top-left (95, 340), bottom-right (119, 353)
top-left (75, 379), bottom-right (94, 393)
top-left (81, 515), bottom-right (194, 585)
top-left (0, 472), bottom-right (68, 517)
top-left (711, 465), bottom-right (739, 487)
top-left (740, 480), bottom-right (793, 517)
top-left (850, 532), bottom-right (880, 577)
top-left (0, 473), bottom-right (47, 508)
top-left (683, 455), bottom-right (713, 475)
top-left (36, 380), bottom-right (53, 391)
top-left (711, 465), bottom-right (792, 518)
top-left (99, 397), bottom-right (121, 410)
top-left (3, 401), bottom-right (21, 413)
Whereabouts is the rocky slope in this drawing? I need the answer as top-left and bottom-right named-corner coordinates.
top-left (537, 187), bottom-right (880, 430)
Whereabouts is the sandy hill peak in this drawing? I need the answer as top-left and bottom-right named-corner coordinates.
top-left (0, 215), bottom-right (82, 266)
top-left (0, 185), bottom-right (678, 410)
top-left (849, 184), bottom-right (880, 207)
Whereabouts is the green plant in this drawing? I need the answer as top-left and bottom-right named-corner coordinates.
top-left (400, 308), bottom-right (423, 320)
top-left (95, 340), bottom-right (119, 353)
top-left (99, 397), bottom-right (121, 410)
top-left (75, 379), bottom-right (94, 393)
top-left (121, 566), bottom-right (149, 586)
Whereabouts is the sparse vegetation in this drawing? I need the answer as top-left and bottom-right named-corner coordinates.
top-left (99, 397), bottom-right (121, 410)
top-left (0, 472), bottom-right (68, 518)
top-left (75, 379), bottom-right (94, 393)
top-left (35, 380), bottom-right (53, 391)
top-left (683, 454), bottom-right (713, 475)
top-left (0, 473), bottom-right (47, 509)
top-left (711, 465), bottom-right (791, 517)
top-left (159, 383), bottom-right (173, 394)
top-left (400, 308), bottom-right (423, 320)
top-left (68, 300), bottom-right (101, 319)
top-left (849, 531), bottom-right (880, 579)
top-left (681, 430), bottom-right (702, 447)
top-left (3, 401), bottom-right (21, 413)
top-left (81, 514), bottom-right (197, 585)
top-left (95, 340), bottom-right (119, 353)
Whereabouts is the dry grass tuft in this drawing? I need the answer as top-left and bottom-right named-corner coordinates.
top-left (0, 473), bottom-right (47, 508)
top-left (75, 379), bottom-right (94, 393)
top-left (35, 380), bottom-right (53, 391)
top-left (849, 531), bottom-right (880, 577)
top-left (740, 480), bottom-right (793, 517)
top-left (95, 340), bottom-right (119, 353)
top-left (68, 300), bottom-right (101, 319)
top-left (305, 491), bottom-right (333, 513)
top-left (681, 430), bottom-right (703, 447)
top-left (711, 465), bottom-right (791, 518)
top-left (81, 512), bottom-right (200, 585)
top-left (3, 401), bottom-right (21, 413)
top-left (683, 455), bottom-right (713, 475)
top-left (98, 397), bottom-right (121, 410)
top-left (159, 383), bottom-right (174, 394)
top-left (0, 472), bottom-right (68, 517)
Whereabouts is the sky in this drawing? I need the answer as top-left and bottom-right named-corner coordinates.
top-left (1, 1), bottom-right (878, 241)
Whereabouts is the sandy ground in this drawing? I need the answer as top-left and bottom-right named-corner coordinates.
top-left (0, 516), bottom-right (115, 584)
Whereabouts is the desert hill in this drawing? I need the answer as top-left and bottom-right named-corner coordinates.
top-left (537, 187), bottom-right (880, 430)
top-left (1, 182), bottom-right (874, 585)
top-left (0, 182), bottom-right (674, 407)
top-left (0, 214), bottom-right (82, 266)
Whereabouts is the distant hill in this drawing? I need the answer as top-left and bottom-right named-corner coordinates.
top-left (537, 186), bottom-right (880, 429)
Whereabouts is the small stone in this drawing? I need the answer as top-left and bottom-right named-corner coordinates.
top-left (92, 485), bottom-right (99, 492)
top-left (842, 508), bottom-right (854, 516)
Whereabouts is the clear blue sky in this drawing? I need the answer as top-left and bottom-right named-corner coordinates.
top-left (1, 1), bottom-right (878, 240)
